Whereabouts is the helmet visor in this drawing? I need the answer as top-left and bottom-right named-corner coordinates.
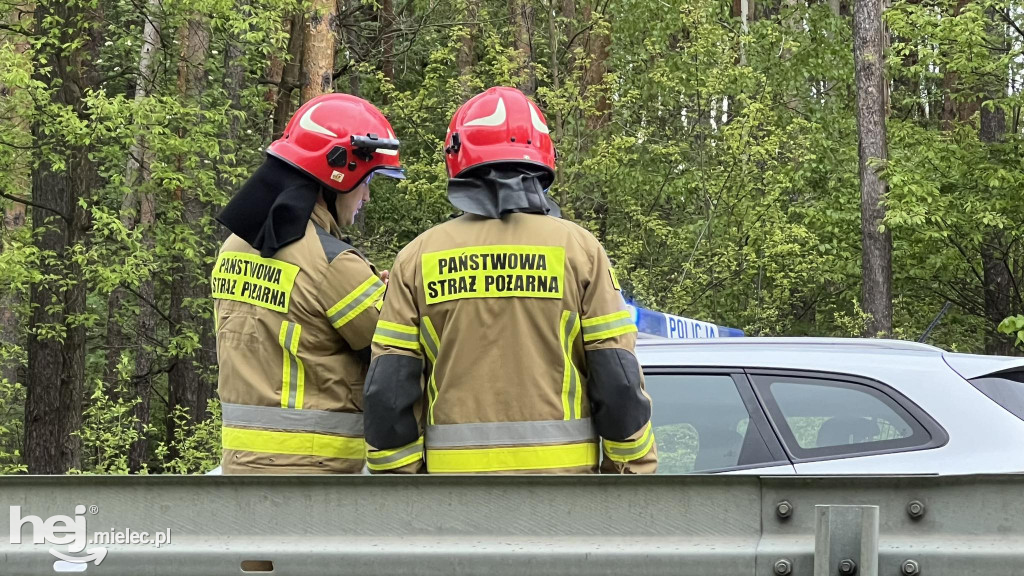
top-left (370, 166), bottom-right (406, 181)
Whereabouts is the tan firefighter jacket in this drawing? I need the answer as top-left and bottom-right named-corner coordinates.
top-left (363, 212), bottom-right (657, 474)
top-left (214, 203), bottom-right (385, 474)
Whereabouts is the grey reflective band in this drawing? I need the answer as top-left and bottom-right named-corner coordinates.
top-left (367, 441), bottom-right (423, 467)
top-left (329, 280), bottom-right (384, 326)
top-left (284, 323), bottom-right (300, 409)
top-left (563, 311), bottom-right (579, 419)
top-left (420, 322), bottom-right (439, 363)
top-left (374, 326), bottom-right (418, 344)
top-left (582, 315), bottom-right (635, 337)
top-left (222, 403), bottom-right (364, 436)
top-left (426, 418), bottom-right (596, 448)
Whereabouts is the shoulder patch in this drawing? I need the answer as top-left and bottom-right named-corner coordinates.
top-left (315, 224), bottom-right (355, 263)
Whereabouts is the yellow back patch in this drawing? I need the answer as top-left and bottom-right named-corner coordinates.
top-left (421, 245), bottom-right (565, 305)
top-left (211, 251), bottom-right (300, 313)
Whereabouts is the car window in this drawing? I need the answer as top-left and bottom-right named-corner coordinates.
top-left (969, 370), bottom-right (1024, 422)
top-left (645, 374), bottom-right (778, 473)
top-left (752, 374), bottom-right (932, 459)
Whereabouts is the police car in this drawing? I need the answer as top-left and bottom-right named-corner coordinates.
top-left (634, 306), bottom-right (1024, 475)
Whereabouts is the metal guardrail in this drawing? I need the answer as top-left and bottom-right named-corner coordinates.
top-left (2, 474), bottom-right (1023, 575)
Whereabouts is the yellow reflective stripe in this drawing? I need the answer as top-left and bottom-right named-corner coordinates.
top-left (222, 427), bottom-right (365, 460)
top-left (420, 317), bottom-right (441, 424)
top-left (582, 310), bottom-right (637, 342)
top-left (609, 267), bottom-right (621, 290)
top-left (559, 311), bottom-right (582, 420)
top-left (378, 320), bottom-right (417, 335)
top-left (278, 322), bottom-right (304, 409)
top-left (374, 298), bottom-right (384, 311)
top-left (603, 424), bottom-right (655, 463)
top-left (582, 310), bottom-right (632, 327)
top-left (427, 442), bottom-right (599, 473)
top-left (585, 324), bottom-right (637, 342)
top-left (211, 251), bottom-right (299, 313)
top-left (373, 321), bottom-right (421, 351)
top-left (420, 245), bottom-right (566, 305)
top-left (366, 437), bottom-right (424, 471)
top-left (328, 276), bottom-right (386, 329)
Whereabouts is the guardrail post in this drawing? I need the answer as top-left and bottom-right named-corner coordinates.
top-left (814, 505), bottom-right (879, 576)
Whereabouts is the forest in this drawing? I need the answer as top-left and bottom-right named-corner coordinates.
top-left (0, 0), bottom-right (1021, 474)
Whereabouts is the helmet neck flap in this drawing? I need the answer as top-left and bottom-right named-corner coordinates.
top-left (216, 155), bottom-right (323, 258)
top-left (447, 163), bottom-right (560, 219)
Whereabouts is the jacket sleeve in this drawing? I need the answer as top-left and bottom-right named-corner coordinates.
top-left (580, 243), bottom-right (658, 474)
top-left (363, 247), bottom-right (425, 474)
top-left (318, 251), bottom-right (386, 351)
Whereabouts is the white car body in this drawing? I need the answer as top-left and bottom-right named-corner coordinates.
top-left (636, 338), bottom-right (1024, 475)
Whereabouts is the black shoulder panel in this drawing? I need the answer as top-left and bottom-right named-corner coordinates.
top-left (315, 224), bottom-right (354, 263)
top-left (586, 348), bottom-right (651, 441)
top-left (364, 354), bottom-right (424, 450)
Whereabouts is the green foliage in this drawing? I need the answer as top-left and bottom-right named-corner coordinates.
top-left (154, 400), bottom-right (222, 475)
top-left (73, 379), bottom-right (151, 475)
top-left (0, 379), bottom-right (26, 475)
top-left (999, 316), bottom-right (1024, 349)
top-left (1, 0), bottom-right (1022, 474)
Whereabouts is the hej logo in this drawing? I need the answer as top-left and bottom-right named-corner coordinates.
top-left (9, 505), bottom-right (108, 565)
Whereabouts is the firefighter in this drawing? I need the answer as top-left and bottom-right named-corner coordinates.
top-left (213, 93), bottom-right (405, 474)
top-left (363, 86), bottom-right (657, 474)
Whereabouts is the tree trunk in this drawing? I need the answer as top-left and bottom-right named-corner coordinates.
top-left (548, 0), bottom-right (562, 140)
top-left (0, 6), bottom-right (29, 388)
top-left (273, 12), bottom-right (305, 138)
top-left (25, 0), bottom-right (94, 474)
top-left (457, 0), bottom-right (478, 95)
top-left (582, 2), bottom-right (610, 131)
top-left (852, 0), bottom-right (892, 337)
top-left (0, 204), bottom-right (24, 388)
top-left (509, 0), bottom-right (536, 95)
top-left (343, 0), bottom-right (361, 96)
top-left (380, 0), bottom-right (395, 82)
top-left (167, 15), bottom-right (215, 455)
top-left (940, 0), bottom-right (971, 130)
top-left (978, 9), bottom-right (1013, 355)
top-left (301, 0), bottom-right (336, 103)
top-left (118, 0), bottom-right (163, 472)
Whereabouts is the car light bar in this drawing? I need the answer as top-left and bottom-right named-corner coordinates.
top-left (626, 304), bottom-right (744, 340)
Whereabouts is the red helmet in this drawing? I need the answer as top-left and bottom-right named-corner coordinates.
top-left (267, 93), bottom-right (405, 193)
top-left (444, 86), bottom-right (555, 180)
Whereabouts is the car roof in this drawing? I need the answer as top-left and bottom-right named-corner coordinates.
top-left (635, 337), bottom-right (1024, 377)
top-left (635, 337), bottom-right (946, 372)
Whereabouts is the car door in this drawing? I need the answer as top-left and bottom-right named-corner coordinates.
top-left (643, 368), bottom-right (795, 474)
top-left (747, 369), bottom-right (948, 474)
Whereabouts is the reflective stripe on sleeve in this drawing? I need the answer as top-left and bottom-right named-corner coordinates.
top-left (372, 321), bottom-right (420, 351)
top-left (581, 310), bottom-right (637, 342)
top-left (602, 423), bottom-right (655, 463)
top-left (420, 317), bottom-right (441, 425)
top-left (222, 428), bottom-right (365, 460)
top-left (278, 322), bottom-right (305, 409)
top-left (366, 437), bottom-right (424, 471)
top-left (221, 403), bottom-right (363, 436)
top-left (559, 311), bottom-right (582, 420)
top-left (328, 276), bottom-right (386, 329)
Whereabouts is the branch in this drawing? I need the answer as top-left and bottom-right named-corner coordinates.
top-left (119, 282), bottom-right (174, 326)
top-left (0, 189), bottom-right (70, 223)
top-left (0, 23), bottom-right (34, 37)
top-left (1001, 10), bottom-right (1024, 41)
